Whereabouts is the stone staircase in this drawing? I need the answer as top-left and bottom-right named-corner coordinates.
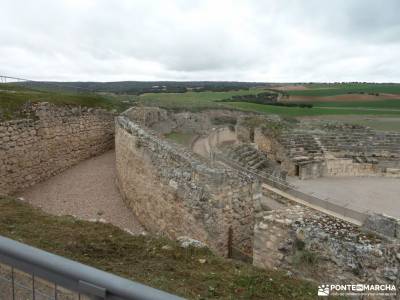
top-left (277, 126), bottom-right (400, 164)
top-left (222, 144), bottom-right (286, 180)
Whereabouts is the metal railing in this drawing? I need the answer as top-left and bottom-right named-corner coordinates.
top-left (0, 236), bottom-right (184, 300)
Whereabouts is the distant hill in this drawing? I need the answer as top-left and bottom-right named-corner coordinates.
top-left (16, 81), bottom-right (268, 94)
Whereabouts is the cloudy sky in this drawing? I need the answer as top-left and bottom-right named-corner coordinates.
top-left (1, 0), bottom-right (399, 82)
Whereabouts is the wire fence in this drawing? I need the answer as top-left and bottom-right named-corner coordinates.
top-left (0, 263), bottom-right (91, 300)
top-left (0, 74), bottom-right (95, 92)
top-left (0, 75), bottom-right (31, 83)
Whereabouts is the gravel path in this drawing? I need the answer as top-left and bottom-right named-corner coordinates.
top-left (289, 176), bottom-right (400, 218)
top-left (19, 150), bottom-right (143, 234)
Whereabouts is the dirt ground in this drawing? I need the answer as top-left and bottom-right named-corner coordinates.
top-left (289, 176), bottom-right (400, 218)
top-left (19, 150), bottom-right (144, 234)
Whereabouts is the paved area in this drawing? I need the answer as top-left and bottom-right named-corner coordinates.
top-left (289, 176), bottom-right (400, 218)
top-left (19, 150), bottom-right (143, 234)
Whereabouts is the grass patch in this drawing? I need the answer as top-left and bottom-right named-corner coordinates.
top-left (0, 197), bottom-right (317, 299)
top-left (137, 88), bottom-right (266, 111)
top-left (292, 250), bottom-right (319, 267)
top-left (291, 239), bottom-right (319, 267)
top-left (211, 115), bottom-right (237, 126)
top-left (0, 84), bottom-right (131, 120)
top-left (164, 132), bottom-right (195, 146)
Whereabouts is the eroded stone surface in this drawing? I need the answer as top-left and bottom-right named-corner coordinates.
top-left (254, 205), bottom-right (400, 285)
top-left (115, 110), bottom-right (259, 257)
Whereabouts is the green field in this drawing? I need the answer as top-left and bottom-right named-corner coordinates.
top-left (138, 88), bottom-right (266, 111)
top-left (2, 82), bottom-right (400, 122)
top-left (134, 83), bottom-right (400, 117)
top-left (137, 89), bottom-right (400, 117)
top-left (284, 83), bottom-right (400, 97)
top-left (226, 102), bottom-right (400, 117)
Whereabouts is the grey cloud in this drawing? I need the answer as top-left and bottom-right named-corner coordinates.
top-left (0, 0), bottom-right (399, 81)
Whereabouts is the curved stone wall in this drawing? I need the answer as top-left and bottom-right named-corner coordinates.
top-left (115, 111), bottom-right (259, 257)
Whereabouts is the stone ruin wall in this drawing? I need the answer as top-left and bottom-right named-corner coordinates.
top-left (115, 108), bottom-right (399, 282)
top-left (325, 159), bottom-right (376, 176)
top-left (294, 159), bottom-right (382, 179)
top-left (126, 106), bottom-right (248, 136)
top-left (116, 108), bottom-right (399, 284)
top-left (115, 111), bottom-right (259, 257)
top-left (253, 190), bottom-right (400, 286)
top-left (235, 124), bottom-right (294, 174)
top-left (240, 119), bottom-right (400, 283)
top-left (253, 128), bottom-right (380, 179)
top-left (252, 128), bottom-right (296, 174)
top-left (301, 158), bottom-right (400, 179)
top-left (0, 102), bottom-right (115, 196)
top-left (251, 126), bottom-right (400, 179)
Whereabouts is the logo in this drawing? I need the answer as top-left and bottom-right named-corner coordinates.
top-left (318, 283), bottom-right (397, 297)
top-left (318, 285), bottom-right (330, 296)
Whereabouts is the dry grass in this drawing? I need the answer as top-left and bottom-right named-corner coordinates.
top-left (0, 197), bottom-right (316, 299)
